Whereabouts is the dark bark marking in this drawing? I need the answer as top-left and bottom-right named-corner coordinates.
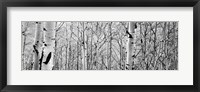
top-left (33, 41), bottom-right (39, 55)
top-left (126, 30), bottom-right (133, 38)
top-left (43, 52), bottom-right (52, 64)
top-left (39, 49), bottom-right (44, 70)
top-left (43, 28), bottom-right (47, 31)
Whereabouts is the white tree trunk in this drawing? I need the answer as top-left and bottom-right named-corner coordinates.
top-left (42, 22), bottom-right (56, 70)
top-left (65, 24), bottom-right (70, 70)
top-left (126, 22), bottom-right (135, 70)
top-left (84, 35), bottom-right (89, 70)
top-left (81, 26), bottom-right (87, 70)
top-left (33, 22), bottom-right (42, 70)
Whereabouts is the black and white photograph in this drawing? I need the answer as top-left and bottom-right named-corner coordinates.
top-left (21, 21), bottom-right (178, 70)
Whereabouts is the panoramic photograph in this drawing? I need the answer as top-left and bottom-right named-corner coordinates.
top-left (21, 21), bottom-right (178, 70)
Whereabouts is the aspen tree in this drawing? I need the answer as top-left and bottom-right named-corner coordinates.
top-left (42, 22), bottom-right (56, 70)
top-left (33, 22), bottom-right (42, 70)
top-left (126, 22), bottom-right (136, 70)
top-left (81, 22), bottom-right (88, 70)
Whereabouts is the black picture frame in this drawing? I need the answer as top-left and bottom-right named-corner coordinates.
top-left (0, 0), bottom-right (199, 92)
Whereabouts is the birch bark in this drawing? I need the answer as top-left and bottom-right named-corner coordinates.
top-left (33, 22), bottom-right (42, 70)
top-left (126, 22), bottom-right (135, 70)
top-left (42, 22), bottom-right (56, 70)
